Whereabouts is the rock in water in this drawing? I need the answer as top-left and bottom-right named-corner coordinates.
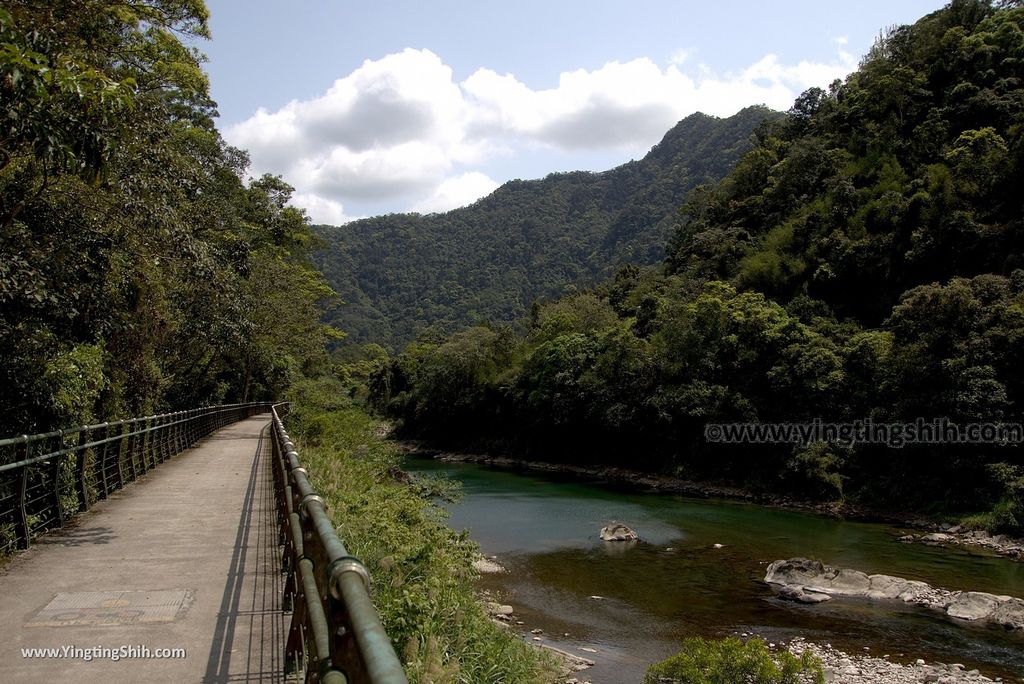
top-left (828, 568), bottom-right (871, 594)
top-left (778, 586), bottom-right (833, 604)
top-left (946, 592), bottom-right (1000, 621)
top-left (764, 558), bottom-right (827, 587)
top-left (599, 522), bottom-right (638, 541)
top-left (992, 597), bottom-right (1024, 630)
top-left (765, 557), bottom-right (1024, 631)
top-left (472, 557), bottom-right (506, 574)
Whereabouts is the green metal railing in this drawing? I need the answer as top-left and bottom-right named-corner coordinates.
top-left (270, 403), bottom-right (408, 684)
top-left (0, 402), bottom-right (272, 554)
top-left (0, 401), bottom-right (407, 682)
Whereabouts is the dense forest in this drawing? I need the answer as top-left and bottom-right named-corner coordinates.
top-left (0, 5), bottom-right (569, 681)
top-left (314, 107), bottom-right (777, 349)
top-left (370, 0), bottom-right (1024, 530)
top-left (0, 1), bottom-right (336, 434)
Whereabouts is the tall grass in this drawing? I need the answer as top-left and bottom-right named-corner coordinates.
top-left (285, 376), bottom-right (559, 683)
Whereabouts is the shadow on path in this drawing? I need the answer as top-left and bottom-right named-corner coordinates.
top-left (203, 424), bottom-right (284, 683)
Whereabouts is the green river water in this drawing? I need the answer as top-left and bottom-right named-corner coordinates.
top-left (405, 456), bottom-right (1024, 683)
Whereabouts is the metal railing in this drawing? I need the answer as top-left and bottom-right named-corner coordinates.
top-left (0, 402), bottom-right (272, 554)
top-left (269, 403), bottom-right (408, 684)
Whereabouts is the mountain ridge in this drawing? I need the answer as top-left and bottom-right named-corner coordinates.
top-left (314, 105), bottom-right (781, 349)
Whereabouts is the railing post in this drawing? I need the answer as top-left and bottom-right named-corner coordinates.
top-left (115, 423), bottom-right (127, 489)
top-left (152, 415), bottom-right (163, 464)
top-left (159, 414), bottom-right (171, 462)
top-left (96, 424), bottom-right (111, 500)
top-left (127, 422), bottom-right (139, 482)
top-left (150, 416), bottom-right (160, 468)
top-left (172, 412), bottom-right (182, 454)
top-left (144, 417), bottom-right (154, 470)
top-left (14, 440), bottom-right (30, 549)
top-left (138, 419), bottom-right (150, 476)
top-left (49, 433), bottom-right (65, 529)
top-left (50, 457), bottom-right (64, 528)
top-left (76, 429), bottom-right (90, 513)
top-left (285, 580), bottom-right (308, 675)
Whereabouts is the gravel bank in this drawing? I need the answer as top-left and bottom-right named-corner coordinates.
top-left (784, 638), bottom-right (1017, 684)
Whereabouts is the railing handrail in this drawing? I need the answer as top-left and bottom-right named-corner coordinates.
top-left (270, 403), bottom-right (408, 684)
top-left (0, 403), bottom-right (262, 449)
top-left (0, 405), bottom-right (262, 472)
top-left (0, 402), bottom-right (273, 554)
top-left (1, 400), bottom-right (409, 681)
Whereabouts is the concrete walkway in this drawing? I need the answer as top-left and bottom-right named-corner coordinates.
top-left (0, 414), bottom-right (286, 683)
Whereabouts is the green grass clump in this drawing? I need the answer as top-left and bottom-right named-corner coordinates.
top-left (959, 512), bottom-right (996, 532)
top-left (285, 377), bottom-right (559, 684)
top-left (644, 637), bottom-right (824, 684)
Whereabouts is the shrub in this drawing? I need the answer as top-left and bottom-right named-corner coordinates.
top-left (644, 637), bottom-right (824, 684)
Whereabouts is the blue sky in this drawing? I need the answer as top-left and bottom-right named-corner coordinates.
top-left (203, 1), bottom-right (945, 223)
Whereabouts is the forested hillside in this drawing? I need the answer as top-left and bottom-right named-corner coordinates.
top-left (371, 0), bottom-right (1024, 529)
top-left (314, 106), bottom-right (777, 349)
top-left (0, 1), bottom-right (336, 434)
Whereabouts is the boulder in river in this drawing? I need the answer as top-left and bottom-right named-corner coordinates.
top-left (764, 557), bottom-right (1024, 631)
top-left (764, 558), bottom-right (827, 586)
top-left (991, 596), bottom-right (1024, 629)
top-left (472, 557), bottom-right (506, 574)
top-left (946, 592), bottom-right (1000, 621)
top-left (599, 522), bottom-right (638, 542)
top-left (777, 585), bottom-right (833, 604)
top-left (866, 574), bottom-right (908, 600)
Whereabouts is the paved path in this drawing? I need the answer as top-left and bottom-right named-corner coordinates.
top-left (0, 414), bottom-right (285, 683)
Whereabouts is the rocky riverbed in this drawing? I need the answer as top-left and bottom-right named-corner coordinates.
top-left (481, 591), bottom-right (596, 682)
top-left (900, 529), bottom-right (1024, 562)
top-left (783, 637), bottom-right (1016, 683)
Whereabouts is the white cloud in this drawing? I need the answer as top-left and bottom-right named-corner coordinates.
top-left (669, 47), bottom-right (695, 66)
top-left (291, 192), bottom-right (354, 225)
top-left (413, 172), bottom-right (500, 214)
top-left (225, 46), bottom-right (857, 223)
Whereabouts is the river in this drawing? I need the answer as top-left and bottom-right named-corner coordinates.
top-left (405, 456), bottom-right (1024, 683)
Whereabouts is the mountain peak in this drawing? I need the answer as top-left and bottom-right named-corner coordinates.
top-left (314, 107), bottom-right (780, 349)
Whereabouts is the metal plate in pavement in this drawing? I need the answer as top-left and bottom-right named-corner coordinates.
top-left (26, 589), bottom-right (193, 626)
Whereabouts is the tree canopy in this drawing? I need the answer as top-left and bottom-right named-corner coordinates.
top-left (370, 0), bottom-right (1024, 530)
top-left (0, 0), bottom-right (338, 433)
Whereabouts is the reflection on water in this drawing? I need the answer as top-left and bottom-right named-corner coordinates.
top-left (406, 457), bottom-right (1024, 683)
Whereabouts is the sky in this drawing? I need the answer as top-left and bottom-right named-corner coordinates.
top-left (203, 1), bottom-right (946, 224)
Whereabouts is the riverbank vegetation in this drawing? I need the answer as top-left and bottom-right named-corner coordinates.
top-left (644, 637), bottom-right (823, 684)
top-left (0, 0), bottom-right (337, 435)
top-left (369, 0), bottom-right (1024, 534)
top-left (284, 376), bottom-right (559, 683)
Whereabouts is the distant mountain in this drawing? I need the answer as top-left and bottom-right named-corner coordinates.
top-left (314, 106), bottom-right (781, 349)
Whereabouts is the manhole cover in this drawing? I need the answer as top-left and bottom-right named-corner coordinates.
top-left (27, 589), bottom-right (193, 627)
